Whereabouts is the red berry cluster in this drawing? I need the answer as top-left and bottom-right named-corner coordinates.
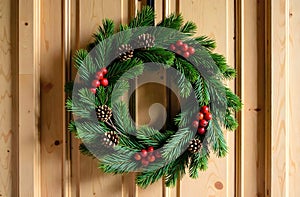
top-left (192, 105), bottom-right (212, 135)
top-left (169, 40), bottom-right (195, 58)
top-left (134, 146), bottom-right (162, 167)
top-left (90, 67), bottom-right (109, 94)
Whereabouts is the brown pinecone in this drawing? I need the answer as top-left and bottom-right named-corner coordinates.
top-left (136, 33), bottom-right (155, 49)
top-left (102, 131), bottom-right (119, 147)
top-left (118, 44), bottom-right (134, 61)
top-left (188, 139), bottom-right (202, 153)
top-left (96, 105), bottom-right (112, 122)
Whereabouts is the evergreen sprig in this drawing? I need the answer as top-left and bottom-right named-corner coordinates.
top-left (158, 13), bottom-right (183, 30)
top-left (162, 127), bottom-right (195, 162)
top-left (129, 6), bottom-right (155, 28)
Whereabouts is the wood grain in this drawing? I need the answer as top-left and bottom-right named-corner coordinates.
top-left (75, 1), bottom-right (125, 196)
top-left (242, 0), bottom-right (264, 196)
top-left (18, 0), bottom-right (41, 196)
top-left (179, 1), bottom-right (235, 196)
top-left (270, 0), bottom-right (289, 196)
top-left (288, 1), bottom-right (300, 196)
top-left (0, 0), bottom-right (12, 196)
top-left (270, 0), bottom-right (300, 196)
top-left (40, 0), bottom-right (64, 195)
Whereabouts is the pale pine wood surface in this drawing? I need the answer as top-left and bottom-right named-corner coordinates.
top-left (271, 0), bottom-right (300, 196)
top-left (288, 0), bottom-right (300, 196)
top-left (180, 1), bottom-right (235, 196)
top-left (271, 0), bottom-right (289, 196)
top-left (0, 0), bottom-right (12, 196)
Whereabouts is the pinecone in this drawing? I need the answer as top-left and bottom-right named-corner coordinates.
top-left (118, 44), bottom-right (134, 61)
top-left (96, 105), bottom-right (112, 122)
top-left (136, 33), bottom-right (155, 49)
top-left (188, 139), bottom-right (202, 153)
top-left (102, 131), bottom-right (119, 147)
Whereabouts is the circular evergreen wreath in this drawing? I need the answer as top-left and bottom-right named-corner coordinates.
top-left (66, 6), bottom-right (242, 188)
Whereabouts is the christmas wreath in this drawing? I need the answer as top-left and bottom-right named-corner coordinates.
top-left (66, 6), bottom-right (241, 188)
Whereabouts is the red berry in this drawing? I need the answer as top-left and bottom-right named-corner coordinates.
top-left (183, 51), bottom-right (190, 58)
top-left (90, 88), bottom-right (97, 94)
top-left (101, 67), bottom-right (108, 75)
top-left (169, 44), bottom-right (176, 51)
top-left (155, 151), bottom-right (161, 158)
top-left (141, 159), bottom-right (149, 166)
top-left (192, 120), bottom-right (199, 128)
top-left (188, 47), bottom-right (195, 54)
top-left (176, 40), bottom-right (183, 46)
top-left (197, 112), bottom-right (204, 120)
top-left (201, 106), bottom-right (209, 114)
top-left (181, 43), bottom-right (189, 51)
top-left (148, 155), bottom-right (156, 163)
top-left (92, 79), bottom-right (101, 88)
top-left (200, 119), bottom-right (208, 127)
top-left (141, 149), bottom-right (148, 157)
top-left (95, 71), bottom-right (104, 80)
top-left (204, 112), bottom-right (212, 121)
top-left (197, 127), bottom-right (206, 135)
top-left (176, 50), bottom-right (182, 55)
top-left (147, 146), bottom-right (154, 152)
top-left (134, 153), bottom-right (142, 161)
top-left (100, 78), bottom-right (109, 87)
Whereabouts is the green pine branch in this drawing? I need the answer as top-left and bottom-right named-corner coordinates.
top-left (195, 36), bottom-right (216, 51)
top-left (92, 19), bottom-right (115, 45)
top-left (99, 146), bottom-right (138, 173)
top-left (73, 49), bottom-right (96, 81)
top-left (162, 127), bottom-right (195, 162)
top-left (194, 76), bottom-right (210, 106)
top-left (180, 21), bottom-right (197, 36)
top-left (136, 163), bottom-right (169, 188)
top-left (112, 101), bottom-right (136, 135)
top-left (164, 151), bottom-right (189, 187)
top-left (224, 109), bottom-right (239, 131)
top-left (75, 120), bottom-right (109, 143)
top-left (206, 119), bottom-right (228, 157)
top-left (158, 13), bottom-right (183, 30)
top-left (107, 58), bottom-right (144, 85)
top-left (134, 48), bottom-right (175, 66)
top-left (129, 6), bottom-right (155, 28)
top-left (136, 126), bottom-right (173, 147)
top-left (225, 87), bottom-right (242, 111)
top-left (66, 98), bottom-right (92, 119)
top-left (189, 147), bottom-right (209, 178)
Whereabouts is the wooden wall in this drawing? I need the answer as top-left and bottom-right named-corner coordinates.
top-left (0, 0), bottom-right (13, 196)
top-left (270, 0), bottom-right (300, 196)
top-left (1, 0), bottom-right (300, 196)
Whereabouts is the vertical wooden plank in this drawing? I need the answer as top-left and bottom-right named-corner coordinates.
top-left (287, 0), bottom-right (300, 196)
top-left (241, 0), bottom-right (264, 196)
top-left (70, 0), bottom-right (80, 196)
top-left (76, 1), bottom-right (125, 196)
top-left (136, 1), bottom-right (168, 197)
top-left (18, 0), bottom-right (41, 196)
top-left (288, 1), bottom-right (300, 196)
top-left (0, 0), bottom-right (12, 196)
top-left (270, 0), bottom-right (289, 196)
top-left (136, 74), bottom-right (166, 197)
top-left (225, 0), bottom-right (235, 196)
top-left (40, 0), bottom-right (64, 196)
top-left (257, 0), bottom-right (269, 196)
top-left (63, 0), bottom-right (72, 196)
top-left (179, 0), bottom-right (235, 196)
